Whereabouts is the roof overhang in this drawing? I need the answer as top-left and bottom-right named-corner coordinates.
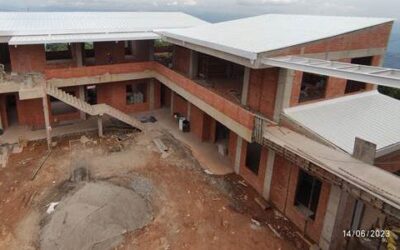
top-left (8, 32), bottom-right (160, 45)
top-left (263, 56), bottom-right (400, 89)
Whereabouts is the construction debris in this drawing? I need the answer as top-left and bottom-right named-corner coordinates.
top-left (31, 150), bottom-right (52, 180)
top-left (238, 180), bottom-right (248, 187)
top-left (79, 135), bottom-right (91, 145)
top-left (267, 224), bottom-right (282, 239)
top-left (255, 197), bottom-right (270, 210)
top-left (46, 202), bottom-right (59, 214)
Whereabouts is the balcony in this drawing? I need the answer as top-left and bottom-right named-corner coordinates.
top-left (45, 62), bottom-right (255, 140)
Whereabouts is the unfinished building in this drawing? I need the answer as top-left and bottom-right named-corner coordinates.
top-left (0, 12), bottom-right (400, 249)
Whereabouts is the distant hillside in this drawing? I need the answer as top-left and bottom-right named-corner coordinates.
top-left (384, 22), bottom-right (400, 69)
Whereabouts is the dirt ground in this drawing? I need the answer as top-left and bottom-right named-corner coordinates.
top-left (0, 124), bottom-right (310, 250)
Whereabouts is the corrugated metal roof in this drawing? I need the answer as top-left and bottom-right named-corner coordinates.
top-left (0, 12), bottom-right (208, 36)
top-left (160, 14), bottom-right (393, 60)
top-left (284, 91), bottom-right (400, 157)
top-left (8, 32), bottom-right (160, 45)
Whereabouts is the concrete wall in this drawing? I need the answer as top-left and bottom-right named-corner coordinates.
top-left (269, 155), bottom-right (331, 243)
top-left (247, 68), bottom-right (280, 120)
top-left (172, 46), bottom-right (191, 75)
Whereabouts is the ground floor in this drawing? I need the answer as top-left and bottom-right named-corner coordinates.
top-left (0, 116), bottom-right (310, 249)
top-left (0, 79), bottom-right (396, 249)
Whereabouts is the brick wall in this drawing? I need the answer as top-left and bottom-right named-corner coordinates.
top-left (289, 55), bottom-right (382, 106)
top-left (239, 140), bottom-right (269, 194)
top-left (97, 80), bottom-right (150, 113)
top-left (49, 86), bottom-right (81, 124)
top-left (375, 150), bottom-right (400, 173)
top-left (269, 155), bottom-right (331, 242)
top-left (131, 40), bottom-right (152, 62)
top-left (0, 95), bottom-right (8, 129)
top-left (94, 41), bottom-right (126, 65)
top-left (172, 46), bottom-right (191, 75)
top-left (269, 22), bottom-right (393, 58)
top-left (172, 93), bottom-right (188, 116)
top-left (247, 68), bottom-right (279, 120)
top-left (9, 45), bottom-right (46, 73)
top-left (16, 97), bottom-right (45, 129)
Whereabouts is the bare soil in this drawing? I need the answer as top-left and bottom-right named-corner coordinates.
top-left (0, 127), bottom-right (309, 250)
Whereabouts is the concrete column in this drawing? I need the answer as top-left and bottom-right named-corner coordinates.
top-left (188, 50), bottom-right (198, 79)
top-left (78, 85), bottom-right (86, 120)
top-left (149, 79), bottom-right (155, 110)
top-left (240, 67), bottom-right (250, 105)
top-left (234, 137), bottom-right (243, 174)
top-left (170, 91), bottom-right (175, 115)
top-left (73, 43), bottom-right (83, 67)
top-left (97, 115), bottom-right (103, 137)
top-left (187, 102), bottom-right (191, 121)
top-left (149, 41), bottom-right (155, 61)
top-left (42, 93), bottom-right (52, 150)
top-left (262, 150), bottom-right (276, 200)
top-left (273, 69), bottom-right (295, 122)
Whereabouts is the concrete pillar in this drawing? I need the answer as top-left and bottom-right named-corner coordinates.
top-left (97, 115), bottom-right (103, 137)
top-left (170, 91), bottom-right (175, 115)
top-left (149, 79), bottom-right (155, 110)
top-left (273, 69), bottom-right (295, 122)
top-left (42, 93), bottom-right (52, 150)
top-left (149, 41), bottom-right (155, 61)
top-left (241, 67), bottom-right (250, 105)
top-left (73, 43), bottom-right (83, 67)
top-left (187, 102), bottom-right (191, 121)
top-left (262, 150), bottom-right (276, 200)
top-left (234, 137), bottom-right (243, 174)
top-left (78, 85), bottom-right (86, 120)
top-left (188, 50), bottom-right (198, 79)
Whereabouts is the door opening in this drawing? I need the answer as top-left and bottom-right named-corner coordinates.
top-left (6, 94), bottom-right (18, 126)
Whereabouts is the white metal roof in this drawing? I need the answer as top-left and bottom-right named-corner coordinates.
top-left (160, 14), bottom-right (393, 60)
top-left (284, 91), bottom-right (400, 157)
top-left (263, 56), bottom-right (400, 89)
top-left (0, 11), bottom-right (208, 37)
top-left (8, 32), bottom-right (160, 45)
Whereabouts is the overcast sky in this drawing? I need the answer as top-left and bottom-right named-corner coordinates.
top-left (0, 0), bottom-right (399, 23)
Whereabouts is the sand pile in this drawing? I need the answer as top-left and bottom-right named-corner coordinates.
top-left (41, 181), bottom-right (153, 250)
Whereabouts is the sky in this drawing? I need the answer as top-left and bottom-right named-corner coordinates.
top-left (0, 0), bottom-right (399, 23)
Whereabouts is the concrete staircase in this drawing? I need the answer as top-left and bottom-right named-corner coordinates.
top-left (46, 85), bottom-right (144, 131)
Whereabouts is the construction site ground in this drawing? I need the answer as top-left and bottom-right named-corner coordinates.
top-left (0, 117), bottom-right (310, 249)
